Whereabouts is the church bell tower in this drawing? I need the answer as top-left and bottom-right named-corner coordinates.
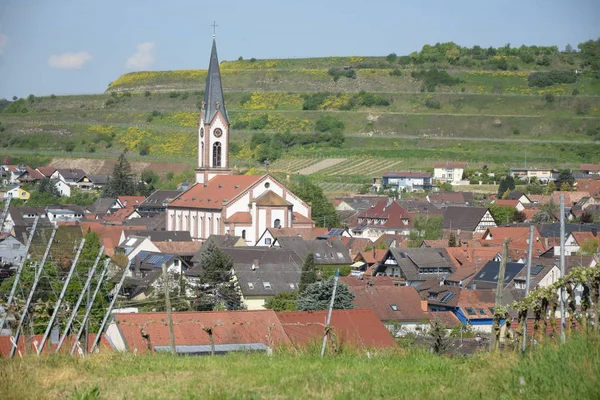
top-left (196, 35), bottom-right (231, 184)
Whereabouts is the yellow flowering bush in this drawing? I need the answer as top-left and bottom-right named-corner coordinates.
top-left (165, 112), bottom-right (198, 127)
top-left (241, 93), bottom-right (303, 110)
top-left (108, 70), bottom-right (208, 89)
top-left (320, 94), bottom-right (352, 109)
top-left (88, 125), bottom-right (115, 135)
top-left (118, 127), bottom-right (152, 150)
top-left (151, 132), bottom-right (195, 156)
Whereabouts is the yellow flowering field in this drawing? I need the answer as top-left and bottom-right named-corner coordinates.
top-left (241, 93), bottom-right (304, 110)
top-left (118, 127), bottom-right (152, 150)
top-left (151, 131), bottom-right (196, 156)
top-left (165, 112), bottom-right (198, 127)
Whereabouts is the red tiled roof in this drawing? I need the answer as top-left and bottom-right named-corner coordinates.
top-left (429, 311), bottom-right (461, 328)
top-left (276, 309), bottom-right (397, 349)
top-left (571, 231), bottom-right (600, 246)
top-left (292, 212), bottom-right (314, 225)
top-left (0, 334), bottom-right (110, 357)
top-left (101, 207), bottom-right (137, 222)
top-left (154, 241), bottom-right (203, 256)
top-left (113, 310), bottom-right (290, 353)
top-left (344, 283), bottom-right (430, 323)
top-left (36, 166), bottom-right (56, 177)
top-left (575, 179), bottom-right (600, 198)
top-left (356, 200), bottom-right (413, 229)
top-left (457, 290), bottom-right (496, 320)
top-left (225, 212), bottom-right (252, 224)
top-left (118, 196), bottom-right (146, 207)
top-left (169, 175), bottom-right (263, 210)
top-left (341, 237), bottom-right (373, 255)
top-left (579, 164), bottom-right (600, 172)
top-left (494, 199), bottom-right (519, 208)
top-left (80, 221), bottom-right (147, 256)
top-left (481, 226), bottom-right (547, 254)
top-left (354, 249), bottom-right (387, 264)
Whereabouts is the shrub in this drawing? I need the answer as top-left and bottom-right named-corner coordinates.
top-left (50, 94), bottom-right (57, 99)
top-left (250, 58), bottom-right (256, 62)
top-left (390, 69), bottom-right (402, 76)
top-left (528, 70), bottom-right (577, 87)
top-left (545, 93), bottom-right (555, 103)
top-left (576, 101), bottom-right (590, 115)
top-left (302, 92), bottom-right (330, 110)
top-left (424, 99), bottom-right (441, 109)
top-left (180, 92), bottom-right (189, 100)
top-left (411, 68), bottom-right (462, 92)
top-left (139, 142), bottom-right (150, 156)
top-left (328, 68), bottom-right (356, 82)
top-left (169, 91), bottom-right (180, 98)
top-left (146, 115), bottom-right (153, 123)
top-left (386, 53), bottom-right (397, 63)
top-left (513, 129), bottom-right (520, 135)
top-left (144, 91), bottom-right (151, 97)
top-left (64, 141), bottom-right (75, 152)
top-left (315, 115), bottom-right (344, 134)
top-left (572, 88), bottom-right (579, 96)
top-left (247, 114), bottom-right (269, 130)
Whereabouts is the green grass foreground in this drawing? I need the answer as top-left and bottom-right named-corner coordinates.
top-left (1, 337), bottom-right (599, 399)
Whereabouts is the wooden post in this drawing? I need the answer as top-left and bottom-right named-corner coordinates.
top-left (490, 238), bottom-right (509, 352)
top-left (162, 263), bottom-right (176, 356)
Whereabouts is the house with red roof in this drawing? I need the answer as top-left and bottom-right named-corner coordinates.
top-left (579, 164), bottom-right (600, 175)
top-left (165, 39), bottom-right (313, 245)
top-left (555, 230), bottom-right (600, 256)
top-left (348, 200), bottom-right (414, 241)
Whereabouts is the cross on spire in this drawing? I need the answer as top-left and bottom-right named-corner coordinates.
top-left (212, 21), bottom-right (218, 37)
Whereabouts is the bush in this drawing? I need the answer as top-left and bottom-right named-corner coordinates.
top-left (411, 68), bottom-right (462, 92)
top-left (390, 69), bottom-right (402, 77)
top-left (169, 91), bottom-right (180, 98)
top-left (545, 93), bottom-right (555, 103)
top-left (64, 141), bottom-right (75, 152)
top-left (576, 101), bottom-right (590, 115)
top-left (302, 92), bottom-right (330, 110)
top-left (144, 91), bottom-right (151, 97)
top-left (247, 114), bottom-right (269, 130)
top-left (315, 115), bottom-right (344, 134)
top-left (328, 68), bottom-right (356, 82)
top-left (424, 99), bottom-right (441, 109)
top-left (528, 70), bottom-right (577, 87)
top-left (386, 53), bottom-right (397, 63)
top-left (513, 129), bottom-right (520, 135)
top-left (250, 58), bottom-right (256, 62)
top-left (572, 88), bottom-right (579, 96)
top-left (50, 94), bottom-right (57, 99)
top-left (139, 142), bottom-right (150, 156)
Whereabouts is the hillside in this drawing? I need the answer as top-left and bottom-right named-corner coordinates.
top-left (1, 41), bottom-right (600, 193)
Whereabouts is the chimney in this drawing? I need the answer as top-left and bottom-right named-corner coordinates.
top-left (420, 300), bottom-right (428, 312)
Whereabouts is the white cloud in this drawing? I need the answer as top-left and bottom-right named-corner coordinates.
top-left (125, 42), bottom-right (156, 69)
top-left (0, 25), bottom-right (8, 55)
top-left (48, 51), bottom-right (92, 69)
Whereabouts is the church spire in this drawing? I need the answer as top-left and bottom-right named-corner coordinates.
top-left (202, 38), bottom-right (228, 124)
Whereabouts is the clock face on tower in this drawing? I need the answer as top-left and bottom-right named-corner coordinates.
top-left (214, 128), bottom-right (223, 138)
top-left (200, 127), bottom-right (204, 138)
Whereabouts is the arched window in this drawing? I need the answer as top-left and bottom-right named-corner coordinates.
top-left (213, 142), bottom-right (221, 167)
top-left (241, 229), bottom-right (246, 239)
top-left (274, 218), bottom-right (281, 228)
top-left (201, 142), bottom-right (204, 166)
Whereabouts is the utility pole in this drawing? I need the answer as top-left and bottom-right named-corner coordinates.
top-left (162, 263), bottom-right (176, 356)
top-left (9, 226), bottom-right (57, 358)
top-left (490, 238), bottom-right (509, 352)
top-left (521, 225), bottom-right (534, 354)
top-left (321, 269), bottom-right (339, 357)
top-left (0, 216), bottom-right (39, 333)
top-left (559, 194), bottom-right (566, 344)
top-left (38, 238), bottom-right (85, 355)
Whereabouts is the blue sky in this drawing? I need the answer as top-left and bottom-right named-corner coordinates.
top-left (0, 0), bottom-right (598, 98)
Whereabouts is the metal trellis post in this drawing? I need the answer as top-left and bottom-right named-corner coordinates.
top-left (55, 246), bottom-right (104, 353)
top-left (0, 216), bottom-right (39, 333)
top-left (321, 269), bottom-right (340, 357)
top-left (37, 238), bottom-right (86, 355)
top-left (9, 226), bottom-right (57, 358)
top-left (71, 258), bottom-right (110, 356)
top-left (89, 261), bottom-right (130, 353)
top-left (521, 225), bottom-right (534, 354)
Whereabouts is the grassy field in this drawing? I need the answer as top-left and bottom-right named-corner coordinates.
top-left (0, 336), bottom-right (598, 399)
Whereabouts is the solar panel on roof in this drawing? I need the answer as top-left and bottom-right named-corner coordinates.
top-left (531, 265), bottom-right (544, 276)
top-left (440, 293), bottom-right (455, 303)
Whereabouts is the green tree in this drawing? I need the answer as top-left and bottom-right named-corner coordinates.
top-left (497, 176), bottom-right (516, 198)
top-left (429, 317), bottom-right (451, 354)
top-left (265, 291), bottom-right (298, 312)
top-left (196, 241), bottom-right (242, 310)
top-left (37, 177), bottom-right (61, 197)
top-left (386, 53), bottom-right (397, 63)
top-left (299, 253), bottom-right (317, 293)
top-left (555, 169), bottom-right (574, 190)
top-left (147, 270), bottom-right (192, 312)
top-left (579, 238), bottom-right (598, 256)
top-left (448, 232), bottom-right (457, 247)
top-left (440, 182), bottom-right (453, 191)
top-left (560, 182), bottom-right (572, 192)
top-left (532, 199), bottom-right (559, 223)
top-left (545, 181), bottom-right (557, 194)
top-left (489, 205), bottom-right (517, 225)
top-left (290, 178), bottom-right (339, 228)
top-left (296, 278), bottom-right (355, 311)
top-left (102, 153), bottom-right (136, 197)
top-left (408, 215), bottom-right (443, 247)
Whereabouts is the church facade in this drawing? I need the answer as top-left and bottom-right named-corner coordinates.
top-left (166, 37), bottom-right (314, 244)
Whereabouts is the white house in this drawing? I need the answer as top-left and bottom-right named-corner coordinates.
top-left (433, 162), bottom-right (466, 185)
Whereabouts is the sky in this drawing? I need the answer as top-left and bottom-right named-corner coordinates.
top-left (0, 0), bottom-right (598, 99)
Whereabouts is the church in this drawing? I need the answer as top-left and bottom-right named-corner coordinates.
top-left (166, 37), bottom-right (315, 244)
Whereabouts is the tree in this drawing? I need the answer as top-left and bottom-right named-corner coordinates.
top-left (296, 278), bottom-right (355, 311)
top-left (497, 176), bottom-right (516, 198)
top-left (532, 199), bottom-right (558, 223)
top-left (448, 232), bottom-right (457, 247)
top-left (299, 253), bottom-right (317, 293)
top-left (265, 291), bottom-right (298, 312)
top-left (545, 181), bottom-right (556, 194)
top-left (560, 182), bottom-right (571, 192)
top-left (579, 238), bottom-right (599, 256)
top-left (37, 177), bottom-right (61, 197)
top-left (429, 317), bottom-right (451, 354)
top-left (290, 178), bottom-right (339, 228)
top-left (148, 270), bottom-right (192, 312)
top-left (439, 182), bottom-right (453, 191)
top-left (578, 210), bottom-right (595, 224)
top-left (489, 204), bottom-right (517, 225)
top-left (554, 169), bottom-right (574, 190)
top-left (102, 153), bottom-right (136, 197)
top-left (196, 240), bottom-right (242, 310)
top-left (408, 215), bottom-right (443, 247)
top-left (386, 53), bottom-right (397, 63)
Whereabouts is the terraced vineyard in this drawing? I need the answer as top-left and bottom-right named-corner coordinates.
top-left (2, 42), bottom-right (600, 194)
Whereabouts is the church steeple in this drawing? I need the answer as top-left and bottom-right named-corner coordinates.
top-left (196, 35), bottom-right (231, 185)
top-left (202, 38), bottom-right (228, 124)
